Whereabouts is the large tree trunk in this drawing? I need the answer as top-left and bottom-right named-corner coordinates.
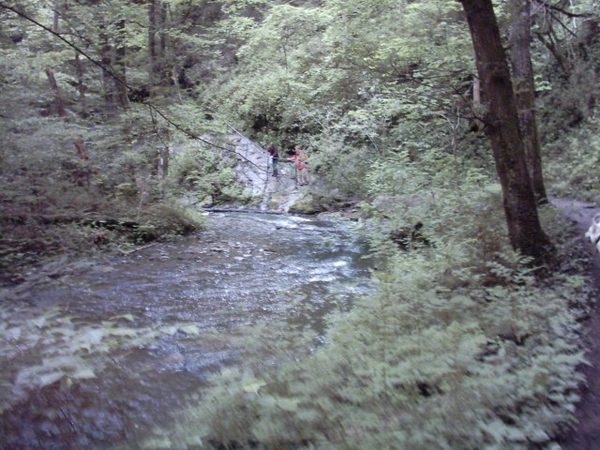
top-left (509, 0), bottom-right (548, 204)
top-left (458, 0), bottom-right (553, 262)
top-left (98, 17), bottom-right (128, 113)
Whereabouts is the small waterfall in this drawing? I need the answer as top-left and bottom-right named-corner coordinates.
top-left (226, 124), bottom-right (273, 210)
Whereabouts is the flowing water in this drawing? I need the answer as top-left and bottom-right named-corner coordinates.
top-left (0, 212), bottom-right (373, 449)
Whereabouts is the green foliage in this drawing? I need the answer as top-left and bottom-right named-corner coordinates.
top-left (134, 203), bottom-right (206, 241)
top-left (136, 148), bottom-right (591, 448)
top-left (143, 204), bottom-right (590, 448)
top-left (0, 103), bottom-right (207, 279)
top-left (2, 0), bottom-right (600, 446)
top-left (203, 4), bottom-right (333, 133)
top-left (167, 140), bottom-right (254, 205)
top-left (544, 118), bottom-right (600, 200)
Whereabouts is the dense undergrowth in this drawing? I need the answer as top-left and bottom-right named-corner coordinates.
top-left (3, 58), bottom-right (599, 450)
top-left (0, 107), bottom-right (245, 283)
top-left (3, 1), bottom-right (600, 447)
top-left (544, 118), bottom-right (600, 201)
top-left (133, 151), bottom-right (596, 449)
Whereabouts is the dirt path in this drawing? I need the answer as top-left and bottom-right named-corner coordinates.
top-left (552, 198), bottom-right (600, 449)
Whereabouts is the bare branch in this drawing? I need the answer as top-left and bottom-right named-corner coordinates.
top-left (533, 0), bottom-right (593, 19)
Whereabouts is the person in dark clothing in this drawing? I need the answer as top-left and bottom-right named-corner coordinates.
top-left (267, 144), bottom-right (279, 177)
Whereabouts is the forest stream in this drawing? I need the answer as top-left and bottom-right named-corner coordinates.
top-left (0, 211), bottom-right (374, 449)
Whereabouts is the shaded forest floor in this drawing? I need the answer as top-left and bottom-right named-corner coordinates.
top-left (553, 197), bottom-right (600, 449)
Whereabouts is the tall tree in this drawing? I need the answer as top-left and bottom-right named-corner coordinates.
top-left (458, 0), bottom-right (553, 261)
top-left (509, 0), bottom-right (548, 204)
top-left (149, 0), bottom-right (170, 98)
top-left (113, 18), bottom-right (129, 109)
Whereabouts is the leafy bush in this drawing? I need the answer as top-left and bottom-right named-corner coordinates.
top-left (168, 142), bottom-right (253, 205)
top-left (544, 118), bottom-right (600, 200)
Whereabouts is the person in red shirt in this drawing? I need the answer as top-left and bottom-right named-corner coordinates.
top-left (288, 146), bottom-right (309, 186)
